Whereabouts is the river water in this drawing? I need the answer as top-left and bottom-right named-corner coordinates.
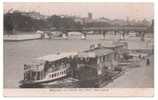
top-left (4, 34), bottom-right (153, 88)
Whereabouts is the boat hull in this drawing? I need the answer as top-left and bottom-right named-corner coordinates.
top-left (19, 75), bottom-right (68, 88)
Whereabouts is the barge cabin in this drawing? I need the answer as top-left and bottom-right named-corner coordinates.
top-left (72, 44), bottom-right (116, 87)
top-left (102, 41), bottom-right (128, 62)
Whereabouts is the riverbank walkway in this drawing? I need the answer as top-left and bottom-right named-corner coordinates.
top-left (106, 55), bottom-right (154, 88)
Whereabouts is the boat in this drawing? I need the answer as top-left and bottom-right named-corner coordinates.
top-left (70, 43), bottom-right (119, 87)
top-left (4, 34), bottom-right (41, 41)
top-left (19, 42), bottom-right (129, 88)
top-left (19, 52), bottom-right (77, 88)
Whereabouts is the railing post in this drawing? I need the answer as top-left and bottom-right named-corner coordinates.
top-left (82, 31), bottom-right (87, 39)
top-left (62, 31), bottom-right (68, 39)
top-left (103, 31), bottom-right (106, 40)
top-left (122, 31), bottom-right (126, 40)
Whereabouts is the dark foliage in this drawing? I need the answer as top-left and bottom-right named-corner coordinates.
top-left (4, 12), bottom-right (83, 34)
top-left (4, 13), bottom-right (14, 34)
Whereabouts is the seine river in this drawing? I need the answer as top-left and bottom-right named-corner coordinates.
top-left (4, 34), bottom-right (153, 88)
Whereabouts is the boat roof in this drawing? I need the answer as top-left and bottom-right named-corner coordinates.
top-left (78, 48), bottom-right (113, 58)
top-left (103, 43), bottom-right (124, 48)
top-left (36, 52), bottom-right (77, 62)
top-left (102, 41), bottom-right (126, 48)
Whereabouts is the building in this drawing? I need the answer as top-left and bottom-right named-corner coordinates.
top-left (88, 12), bottom-right (93, 20)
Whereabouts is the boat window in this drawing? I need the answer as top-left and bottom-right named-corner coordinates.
top-left (104, 56), bottom-right (107, 61)
top-left (49, 74), bottom-right (52, 78)
top-left (55, 73), bottom-right (57, 77)
top-left (24, 64), bottom-right (27, 70)
top-left (85, 58), bottom-right (88, 62)
top-left (100, 57), bottom-right (102, 62)
top-left (56, 73), bottom-right (58, 76)
top-left (57, 72), bottom-right (59, 76)
top-left (62, 63), bottom-right (65, 68)
top-left (51, 64), bottom-right (55, 68)
top-left (80, 57), bottom-right (83, 61)
top-left (102, 56), bottom-right (104, 62)
top-left (103, 56), bottom-right (105, 61)
top-left (54, 73), bottom-right (56, 77)
top-left (66, 63), bottom-right (70, 67)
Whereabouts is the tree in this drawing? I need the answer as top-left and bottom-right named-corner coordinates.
top-left (4, 13), bottom-right (14, 34)
top-left (47, 15), bottom-right (62, 29)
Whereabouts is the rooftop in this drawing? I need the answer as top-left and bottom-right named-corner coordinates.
top-left (36, 52), bottom-right (77, 62)
top-left (78, 48), bottom-right (113, 58)
top-left (102, 41), bottom-right (127, 48)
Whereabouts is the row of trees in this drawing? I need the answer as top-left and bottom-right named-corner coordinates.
top-left (4, 12), bottom-right (83, 34)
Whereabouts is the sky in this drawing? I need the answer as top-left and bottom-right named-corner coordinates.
top-left (4, 3), bottom-right (154, 20)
